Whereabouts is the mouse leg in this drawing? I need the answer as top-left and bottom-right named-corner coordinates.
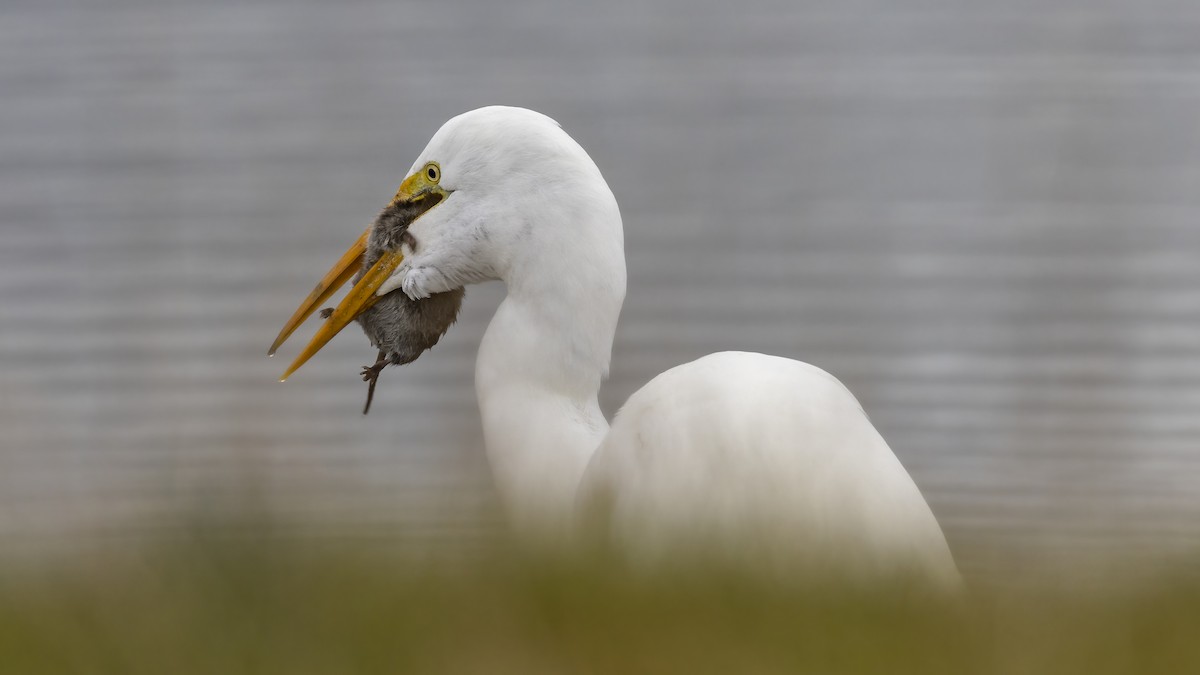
top-left (360, 349), bottom-right (389, 415)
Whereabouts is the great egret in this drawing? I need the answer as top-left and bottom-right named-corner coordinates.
top-left (270, 106), bottom-right (960, 587)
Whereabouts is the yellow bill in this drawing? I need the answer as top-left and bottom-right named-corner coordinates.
top-left (268, 226), bottom-right (371, 357)
top-left (277, 247), bottom-right (405, 382)
top-left (272, 164), bottom-right (448, 381)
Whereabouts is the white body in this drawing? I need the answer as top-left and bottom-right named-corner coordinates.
top-left (585, 352), bottom-right (959, 584)
top-left (383, 107), bottom-right (960, 587)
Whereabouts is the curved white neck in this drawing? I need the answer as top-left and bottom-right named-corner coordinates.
top-left (474, 195), bottom-right (626, 540)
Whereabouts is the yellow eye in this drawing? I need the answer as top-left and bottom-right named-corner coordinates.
top-left (425, 162), bottom-right (440, 183)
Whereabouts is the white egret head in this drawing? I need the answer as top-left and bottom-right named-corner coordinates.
top-left (271, 106), bottom-right (625, 382)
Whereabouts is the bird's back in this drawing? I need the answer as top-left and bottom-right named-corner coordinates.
top-left (579, 351), bottom-right (960, 588)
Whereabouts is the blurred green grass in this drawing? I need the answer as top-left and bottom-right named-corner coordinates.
top-left (0, 525), bottom-right (1197, 675)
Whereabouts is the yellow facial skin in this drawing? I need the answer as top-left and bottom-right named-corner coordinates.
top-left (395, 161), bottom-right (442, 202)
top-left (270, 162), bottom-right (448, 381)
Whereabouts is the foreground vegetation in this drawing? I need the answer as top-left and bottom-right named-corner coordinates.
top-left (0, 530), bottom-right (1197, 674)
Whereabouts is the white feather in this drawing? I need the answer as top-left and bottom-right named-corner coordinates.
top-left (387, 106), bottom-right (960, 587)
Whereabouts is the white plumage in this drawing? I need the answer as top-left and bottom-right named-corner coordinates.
top-left (585, 352), bottom-right (959, 584)
top-left (280, 106), bottom-right (960, 588)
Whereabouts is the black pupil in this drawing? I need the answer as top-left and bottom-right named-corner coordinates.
top-left (427, 167), bottom-right (437, 180)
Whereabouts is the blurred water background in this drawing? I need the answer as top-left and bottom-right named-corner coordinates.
top-left (2, 0), bottom-right (1199, 584)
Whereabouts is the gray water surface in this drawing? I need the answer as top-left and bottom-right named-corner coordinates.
top-left (3, 0), bottom-right (1200, 580)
